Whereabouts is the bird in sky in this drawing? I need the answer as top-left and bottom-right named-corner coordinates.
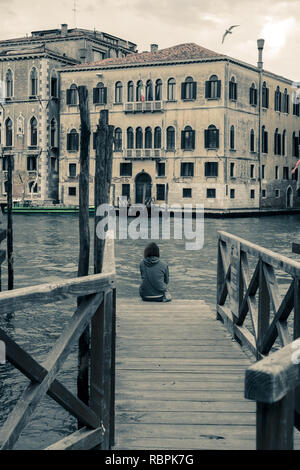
top-left (222, 25), bottom-right (240, 44)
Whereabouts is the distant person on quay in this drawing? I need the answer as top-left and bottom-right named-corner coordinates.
top-left (139, 242), bottom-right (171, 302)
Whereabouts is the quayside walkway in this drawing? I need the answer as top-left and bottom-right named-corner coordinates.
top-left (114, 298), bottom-right (300, 450)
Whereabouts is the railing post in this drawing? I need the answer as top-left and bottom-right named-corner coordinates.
top-left (216, 236), bottom-right (225, 320)
top-left (294, 278), bottom-right (300, 429)
top-left (257, 259), bottom-right (270, 359)
top-left (256, 393), bottom-right (294, 449)
top-left (109, 287), bottom-right (116, 448)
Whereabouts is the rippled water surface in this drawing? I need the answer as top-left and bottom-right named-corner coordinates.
top-left (0, 213), bottom-right (300, 448)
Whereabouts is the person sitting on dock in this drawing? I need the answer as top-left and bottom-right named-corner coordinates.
top-left (139, 242), bottom-right (171, 302)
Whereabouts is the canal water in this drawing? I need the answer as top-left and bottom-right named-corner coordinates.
top-left (0, 213), bottom-right (300, 449)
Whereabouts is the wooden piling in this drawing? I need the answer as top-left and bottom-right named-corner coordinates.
top-left (90, 109), bottom-right (114, 448)
top-left (7, 154), bottom-right (13, 291)
top-left (77, 86), bottom-right (91, 420)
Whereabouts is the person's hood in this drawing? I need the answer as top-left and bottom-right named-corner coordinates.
top-left (143, 256), bottom-right (160, 267)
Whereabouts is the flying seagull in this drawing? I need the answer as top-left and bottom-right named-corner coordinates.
top-left (222, 25), bottom-right (240, 44)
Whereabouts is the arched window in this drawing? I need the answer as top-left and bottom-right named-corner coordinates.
top-left (93, 82), bottom-right (106, 104)
top-left (6, 70), bottom-right (13, 98)
top-left (136, 80), bottom-right (143, 101)
top-left (114, 127), bottom-right (122, 151)
top-left (144, 80), bottom-right (153, 101)
top-left (230, 125), bottom-right (235, 149)
top-left (274, 128), bottom-right (281, 155)
top-left (50, 71), bottom-right (58, 97)
top-left (249, 83), bottom-right (257, 106)
top-left (283, 89), bottom-right (289, 113)
top-left (155, 79), bottom-right (162, 101)
top-left (67, 128), bottom-right (79, 151)
top-left (154, 127), bottom-right (161, 149)
top-left (182, 76), bottom-right (196, 100)
top-left (127, 81), bottom-right (134, 102)
top-left (30, 67), bottom-right (38, 96)
top-left (275, 86), bottom-right (281, 112)
top-left (292, 131), bottom-right (299, 157)
top-left (282, 130), bottom-right (286, 156)
top-left (127, 127), bottom-right (134, 149)
top-left (50, 118), bottom-right (57, 147)
top-left (205, 75), bottom-right (221, 99)
top-left (136, 127), bottom-right (143, 149)
top-left (250, 129), bottom-right (255, 152)
top-left (181, 125), bottom-right (195, 150)
top-left (262, 81), bottom-right (269, 108)
top-left (167, 78), bottom-right (176, 101)
top-left (229, 77), bottom-right (237, 100)
top-left (30, 117), bottom-right (38, 146)
top-left (145, 127), bottom-right (152, 149)
top-left (204, 124), bottom-right (219, 149)
top-left (67, 84), bottom-right (78, 105)
top-left (5, 118), bottom-right (12, 146)
top-left (262, 125), bottom-right (268, 153)
top-left (115, 81), bottom-right (123, 103)
top-left (166, 126), bottom-right (175, 150)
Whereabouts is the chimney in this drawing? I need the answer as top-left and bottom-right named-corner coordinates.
top-left (150, 44), bottom-right (158, 52)
top-left (257, 38), bottom-right (265, 69)
top-left (61, 24), bottom-right (68, 37)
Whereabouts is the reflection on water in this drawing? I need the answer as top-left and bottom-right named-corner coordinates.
top-left (0, 213), bottom-right (300, 449)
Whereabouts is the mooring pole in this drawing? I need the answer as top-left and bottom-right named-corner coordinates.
top-left (77, 86), bottom-right (91, 424)
top-left (7, 154), bottom-right (13, 291)
top-left (90, 109), bottom-right (114, 448)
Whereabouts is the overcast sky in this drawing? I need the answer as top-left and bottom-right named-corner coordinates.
top-left (1, 0), bottom-right (300, 81)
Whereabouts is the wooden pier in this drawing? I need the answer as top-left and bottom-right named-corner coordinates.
top-left (1, 230), bottom-right (300, 450)
top-left (114, 298), bottom-right (300, 450)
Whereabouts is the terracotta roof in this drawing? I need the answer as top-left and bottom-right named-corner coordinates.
top-left (69, 42), bottom-right (225, 69)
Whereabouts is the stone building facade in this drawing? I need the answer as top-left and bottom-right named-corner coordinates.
top-left (59, 42), bottom-right (300, 212)
top-left (0, 25), bottom-right (137, 203)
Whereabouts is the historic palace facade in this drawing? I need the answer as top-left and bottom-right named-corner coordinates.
top-left (0, 25), bottom-right (136, 202)
top-left (59, 42), bottom-right (300, 212)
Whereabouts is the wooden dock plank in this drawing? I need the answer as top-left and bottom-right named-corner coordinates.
top-left (114, 298), bottom-right (300, 450)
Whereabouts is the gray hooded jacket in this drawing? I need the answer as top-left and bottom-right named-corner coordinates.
top-left (139, 256), bottom-right (169, 298)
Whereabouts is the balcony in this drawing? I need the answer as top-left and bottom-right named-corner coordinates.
top-left (124, 101), bottom-right (164, 113)
top-left (123, 149), bottom-right (164, 160)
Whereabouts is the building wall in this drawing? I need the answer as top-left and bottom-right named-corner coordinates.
top-left (58, 57), bottom-right (300, 211)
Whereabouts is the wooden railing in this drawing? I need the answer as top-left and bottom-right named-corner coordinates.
top-left (216, 231), bottom-right (300, 449)
top-left (0, 235), bottom-right (116, 450)
top-left (245, 339), bottom-right (300, 449)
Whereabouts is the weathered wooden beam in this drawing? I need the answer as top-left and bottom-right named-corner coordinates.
top-left (94, 109), bottom-right (114, 274)
top-left (292, 240), bottom-right (300, 254)
top-left (237, 258), bottom-right (259, 331)
top-left (0, 328), bottom-right (100, 429)
top-left (0, 271), bottom-right (115, 315)
top-left (219, 231), bottom-right (300, 278)
top-left (0, 293), bottom-right (103, 450)
top-left (7, 154), bottom-right (13, 290)
top-left (0, 229), bottom-right (6, 244)
top-left (294, 279), bottom-right (300, 431)
top-left (77, 85), bottom-right (91, 418)
top-left (45, 426), bottom-right (104, 450)
top-left (260, 281), bottom-right (294, 354)
top-left (257, 260), bottom-right (271, 357)
top-left (245, 339), bottom-right (300, 403)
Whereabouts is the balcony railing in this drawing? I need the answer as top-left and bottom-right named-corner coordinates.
top-left (124, 101), bottom-right (163, 113)
top-left (124, 149), bottom-right (164, 159)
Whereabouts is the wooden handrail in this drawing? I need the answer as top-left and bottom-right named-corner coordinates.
top-left (245, 339), bottom-right (300, 403)
top-left (0, 234), bottom-right (116, 451)
top-left (216, 231), bottom-right (300, 450)
top-left (245, 339), bottom-right (300, 449)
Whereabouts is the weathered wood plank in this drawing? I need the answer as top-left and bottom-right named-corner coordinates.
top-left (0, 293), bottom-right (103, 450)
top-left (245, 338), bottom-right (300, 403)
top-left (219, 231), bottom-right (300, 277)
top-left (117, 399), bottom-right (256, 413)
top-left (116, 411), bottom-right (256, 425)
top-left (0, 271), bottom-right (114, 315)
top-left (45, 426), bottom-right (103, 450)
